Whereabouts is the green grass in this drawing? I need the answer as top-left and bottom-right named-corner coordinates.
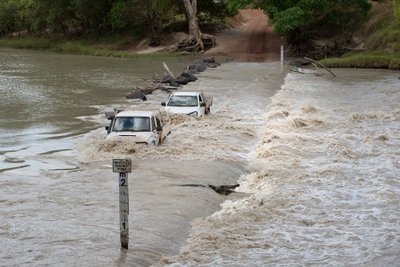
top-left (365, 21), bottom-right (400, 52)
top-left (320, 51), bottom-right (400, 70)
top-left (320, 2), bottom-right (400, 70)
top-left (0, 37), bottom-right (180, 58)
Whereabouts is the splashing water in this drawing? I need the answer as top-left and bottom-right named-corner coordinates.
top-left (158, 68), bottom-right (400, 266)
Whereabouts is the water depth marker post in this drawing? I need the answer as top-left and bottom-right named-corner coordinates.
top-left (113, 159), bottom-right (132, 249)
top-left (280, 36), bottom-right (285, 68)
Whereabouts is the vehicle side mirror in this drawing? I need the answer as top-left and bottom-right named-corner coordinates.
top-left (200, 102), bottom-right (206, 107)
top-left (161, 102), bottom-right (166, 106)
top-left (156, 126), bottom-right (163, 131)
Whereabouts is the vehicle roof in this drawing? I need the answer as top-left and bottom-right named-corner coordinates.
top-left (172, 91), bottom-right (201, 96)
top-left (115, 110), bottom-right (159, 117)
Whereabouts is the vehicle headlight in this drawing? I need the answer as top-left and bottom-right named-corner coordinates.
top-left (188, 111), bottom-right (198, 116)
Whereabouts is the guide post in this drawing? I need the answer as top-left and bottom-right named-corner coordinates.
top-left (280, 35), bottom-right (284, 68)
top-left (113, 159), bottom-right (132, 249)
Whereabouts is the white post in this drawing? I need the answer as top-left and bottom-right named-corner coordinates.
top-left (119, 172), bottom-right (129, 249)
top-left (280, 36), bottom-right (284, 68)
top-left (113, 159), bottom-right (132, 249)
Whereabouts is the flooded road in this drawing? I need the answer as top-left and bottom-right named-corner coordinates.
top-left (160, 68), bottom-right (400, 266)
top-left (4, 48), bottom-right (397, 267)
top-left (0, 49), bottom-right (285, 266)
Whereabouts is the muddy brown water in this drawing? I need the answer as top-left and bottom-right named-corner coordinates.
top-left (158, 68), bottom-right (400, 267)
top-left (0, 49), bottom-right (285, 266)
top-left (2, 49), bottom-right (399, 267)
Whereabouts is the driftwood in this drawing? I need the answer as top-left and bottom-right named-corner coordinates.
top-left (310, 62), bottom-right (326, 76)
top-left (162, 62), bottom-right (175, 78)
top-left (304, 56), bottom-right (337, 78)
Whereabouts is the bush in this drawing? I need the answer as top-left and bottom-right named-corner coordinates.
top-left (0, 2), bottom-right (19, 35)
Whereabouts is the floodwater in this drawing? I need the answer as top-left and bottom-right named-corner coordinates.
top-left (3, 49), bottom-right (398, 267)
top-left (159, 68), bottom-right (400, 266)
top-left (0, 49), bottom-right (285, 266)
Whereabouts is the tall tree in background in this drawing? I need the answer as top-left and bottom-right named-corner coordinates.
top-left (32, 0), bottom-right (75, 35)
top-left (71, 0), bottom-right (113, 34)
top-left (177, 0), bottom-right (215, 52)
top-left (0, 1), bottom-right (22, 35)
top-left (109, 0), bottom-right (176, 35)
top-left (183, 0), bottom-right (202, 50)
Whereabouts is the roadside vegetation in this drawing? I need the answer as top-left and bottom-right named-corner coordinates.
top-left (321, 1), bottom-right (400, 69)
top-left (0, 36), bottom-right (180, 58)
top-left (227, 0), bottom-right (372, 57)
top-left (0, 0), bottom-right (399, 69)
top-left (0, 0), bottom-right (226, 55)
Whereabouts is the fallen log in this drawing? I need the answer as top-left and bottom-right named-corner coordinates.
top-left (304, 56), bottom-right (337, 78)
top-left (162, 62), bottom-right (175, 78)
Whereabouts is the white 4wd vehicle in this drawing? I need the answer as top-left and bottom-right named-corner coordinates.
top-left (105, 110), bottom-right (171, 145)
top-left (161, 91), bottom-right (213, 117)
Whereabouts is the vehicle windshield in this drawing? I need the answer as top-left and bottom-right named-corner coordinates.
top-left (113, 117), bottom-right (150, 132)
top-left (167, 95), bottom-right (198, 107)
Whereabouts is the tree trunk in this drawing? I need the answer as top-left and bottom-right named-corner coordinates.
top-left (175, 0), bottom-right (216, 52)
top-left (182, 0), bottom-right (204, 51)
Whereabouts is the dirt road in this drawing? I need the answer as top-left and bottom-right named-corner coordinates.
top-left (206, 9), bottom-right (282, 62)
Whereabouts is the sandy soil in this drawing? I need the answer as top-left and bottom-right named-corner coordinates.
top-left (136, 9), bottom-right (282, 62)
top-left (205, 9), bottom-right (282, 62)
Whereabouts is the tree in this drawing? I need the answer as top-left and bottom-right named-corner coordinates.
top-left (71, 0), bottom-right (113, 34)
top-left (225, 0), bottom-right (372, 56)
top-left (110, 0), bottom-right (177, 36)
top-left (183, 0), bottom-right (203, 50)
top-left (31, 0), bottom-right (75, 35)
top-left (31, 0), bottom-right (112, 35)
top-left (177, 0), bottom-right (215, 52)
top-left (0, 0), bottom-right (34, 36)
top-left (0, 1), bottom-right (20, 35)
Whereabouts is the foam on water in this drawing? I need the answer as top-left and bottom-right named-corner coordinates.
top-left (1, 59), bottom-right (285, 267)
top-left (4, 53), bottom-right (397, 266)
top-left (79, 62), bottom-right (284, 164)
top-left (158, 69), bottom-right (400, 266)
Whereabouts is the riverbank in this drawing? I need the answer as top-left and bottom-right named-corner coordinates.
top-left (1, 3), bottom-right (400, 69)
top-left (156, 67), bottom-right (400, 266)
top-left (2, 35), bottom-right (399, 70)
top-left (321, 2), bottom-right (400, 70)
top-left (0, 36), bottom-right (182, 58)
top-left (1, 28), bottom-right (399, 72)
top-left (0, 9), bottom-right (281, 63)
top-left (320, 51), bottom-right (400, 70)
